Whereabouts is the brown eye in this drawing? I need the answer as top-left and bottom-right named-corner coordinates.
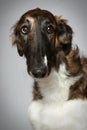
top-left (47, 25), bottom-right (54, 34)
top-left (21, 26), bottom-right (29, 35)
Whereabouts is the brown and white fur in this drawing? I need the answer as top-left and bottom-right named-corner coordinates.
top-left (11, 8), bottom-right (87, 130)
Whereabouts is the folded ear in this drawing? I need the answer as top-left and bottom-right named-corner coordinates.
top-left (11, 24), bottom-right (24, 57)
top-left (55, 16), bottom-right (73, 55)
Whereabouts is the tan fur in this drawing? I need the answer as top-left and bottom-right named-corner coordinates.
top-left (66, 47), bottom-right (82, 76)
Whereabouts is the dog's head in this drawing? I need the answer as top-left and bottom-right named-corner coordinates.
top-left (12, 8), bottom-right (73, 78)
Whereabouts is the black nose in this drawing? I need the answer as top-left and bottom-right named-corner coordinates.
top-left (32, 66), bottom-right (47, 78)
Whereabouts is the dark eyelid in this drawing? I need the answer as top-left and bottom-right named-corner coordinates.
top-left (21, 19), bottom-right (30, 28)
top-left (26, 19), bottom-right (30, 25)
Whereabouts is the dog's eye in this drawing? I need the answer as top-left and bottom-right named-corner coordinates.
top-left (47, 25), bottom-right (54, 34)
top-left (21, 26), bottom-right (29, 35)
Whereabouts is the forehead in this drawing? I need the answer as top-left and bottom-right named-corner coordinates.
top-left (20, 8), bottom-right (56, 24)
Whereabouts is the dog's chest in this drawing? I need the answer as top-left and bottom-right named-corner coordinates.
top-left (28, 100), bottom-right (87, 130)
top-left (28, 64), bottom-right (84, 130)
top-left (38, 70), bottom-right (70, 104)
top-left (38, 64), bottom-right (81, 104)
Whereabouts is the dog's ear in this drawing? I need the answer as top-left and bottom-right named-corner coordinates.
top-left (55, 16), bottom-right (73, 55)
top-left (11, 23), bottom-right (24, 57)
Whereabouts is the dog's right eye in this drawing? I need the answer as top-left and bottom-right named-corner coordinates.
top-left (21, 26), bottom-right (29, 35)
top-left (46, 25), bottom-right (54, 34)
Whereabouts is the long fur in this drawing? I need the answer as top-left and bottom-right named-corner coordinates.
top-left (11, 8), bottom-right (87, 130)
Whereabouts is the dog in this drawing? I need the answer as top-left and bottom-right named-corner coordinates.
top-left (11, 8), bottom-right (87, 130)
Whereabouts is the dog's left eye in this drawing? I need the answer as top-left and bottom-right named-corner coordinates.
top-left (47, 25), bottom-right (54, 34)
top-left (21, 26), bottom-right (29, 35)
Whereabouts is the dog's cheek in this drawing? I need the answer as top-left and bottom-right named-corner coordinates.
top-left (55, 37), bottom-right (60, 48)
top-left (17, 44), bottom-right (24, 56)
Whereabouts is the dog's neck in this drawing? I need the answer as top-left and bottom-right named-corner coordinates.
top-left (35, 63), bottom-right (82, 105)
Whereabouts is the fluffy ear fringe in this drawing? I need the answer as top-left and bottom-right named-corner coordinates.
top-left (11, 32), bottom-right (16, 45)
top-left (10, 25), bottom-right (24, 57)
top-left (10, 22), bottom-right (18, 45)
top-left (55, 16), bottom-right (73, 55)
top-left (55, 16), bottom-right (68, 24)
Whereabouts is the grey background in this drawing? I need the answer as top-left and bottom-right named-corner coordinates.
top-left (0, 0), bottom-right (87, 130)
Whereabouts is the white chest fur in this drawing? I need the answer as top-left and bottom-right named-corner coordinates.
top-left (38, 63), bottom-right (82, 104)
top-left (28, 63), bottom-right (87, 130)
top-left (28, 100), bottom-right (87, 130)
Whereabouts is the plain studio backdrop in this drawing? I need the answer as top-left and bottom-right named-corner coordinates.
top-left (0, 0), bottom-right (87, 130)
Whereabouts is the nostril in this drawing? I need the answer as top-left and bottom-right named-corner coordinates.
top-left (32, 67), bottom-right (47, 78)
top-left (32, 69), bottom-right (41, 77)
